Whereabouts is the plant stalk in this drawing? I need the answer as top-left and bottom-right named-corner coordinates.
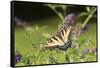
top-left (48, 4), bottom-right (64, 22)
top-left (81, 7), bottom-right (96, 29)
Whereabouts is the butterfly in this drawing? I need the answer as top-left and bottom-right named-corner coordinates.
top-left (44, 13), bottom-right (75, 51)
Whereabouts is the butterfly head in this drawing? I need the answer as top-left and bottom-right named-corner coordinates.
top-left (64, 13), bottom-right (75, 26)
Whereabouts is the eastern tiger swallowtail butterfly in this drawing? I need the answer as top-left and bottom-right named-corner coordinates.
top-left (44, 13), bottom-right (75, 51)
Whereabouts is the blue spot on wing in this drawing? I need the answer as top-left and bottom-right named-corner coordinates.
top-left (57, 40), bottom-right (72, 51)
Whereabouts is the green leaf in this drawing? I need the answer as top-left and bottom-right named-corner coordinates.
top-left (86, 7), bottom-right (90, 12)
top-left (77, 12), bottom-right (87, 18)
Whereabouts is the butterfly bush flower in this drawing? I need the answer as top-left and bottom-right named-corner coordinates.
top-left (80, 48), bottom-right (90, 58)
top-left (15, 53), bottom-right (21, 63)
top-left (82, 48), bottom-right (90, 55)
top-left (80, 24), bottom-right (91, 34)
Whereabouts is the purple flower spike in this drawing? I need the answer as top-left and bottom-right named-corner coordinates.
top-left (80, 24), bottom-right (91, 34)
top-left (15, 53), bottom-right (21, 63)
top-left (80, 48), bottom-right (90, 59)
top-left (82, 48), bottom-right (90, 55)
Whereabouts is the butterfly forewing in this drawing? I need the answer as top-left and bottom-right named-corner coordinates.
top-left (45, 35), bottom-right (64, 48)
top-left (64, 26), bottom-right (72, 42)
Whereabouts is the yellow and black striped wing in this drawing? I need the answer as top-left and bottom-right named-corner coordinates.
top-left (44, 26), bottom-right (72, 49)
top-left (59, 26), bottom-right (72, 43)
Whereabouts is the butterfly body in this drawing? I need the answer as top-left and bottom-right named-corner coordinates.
top-left (44, 13), bottom-right (75, 51)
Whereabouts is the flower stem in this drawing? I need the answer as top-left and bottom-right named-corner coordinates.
top-left (81, 7), bottom-right (96, 29)
top-left (48, 4), bottom-right (64, 22)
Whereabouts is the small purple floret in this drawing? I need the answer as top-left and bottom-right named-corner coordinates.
top-left (15, 54), bottom-right (21, 63)
top-left (82, 48), bottom-right (90, 55)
